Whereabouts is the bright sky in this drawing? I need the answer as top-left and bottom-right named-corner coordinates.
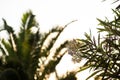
top-left (0, 0), bottom-right (118, 80)
top-left (0, 0), bottom-right (117, 39)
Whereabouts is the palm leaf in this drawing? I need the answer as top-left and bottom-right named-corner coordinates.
top-left (2, 19), bottom-right (14, 34)
top-left (86, 70), bottom-right (103, 80)
top-left (21, 11), bottom-right (38, 29)
top-left (78, 65), bottom-right (91, 72)
top-left (0, 43), bottom-right (7, 55)
top-left (1, 39), bottom-right (15, 56)
top-left (53, 41), bottom-right (68, 58)
top-left (40, 27), bottom-right (63, 53)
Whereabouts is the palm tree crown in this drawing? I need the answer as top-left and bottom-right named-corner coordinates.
top-left (0, 11), bottom-right (75, 80)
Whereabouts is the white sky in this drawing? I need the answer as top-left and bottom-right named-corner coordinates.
top-left (0, 0), bottom-right (118, 80)
top-left (0, 0), bottom-right (117, 39)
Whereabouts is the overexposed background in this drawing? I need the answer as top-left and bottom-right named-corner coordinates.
top-left (0, 0), bottom-right (118, 80)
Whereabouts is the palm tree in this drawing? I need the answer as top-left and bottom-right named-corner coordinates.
top-left (0, 11), bottom-right (76, 80)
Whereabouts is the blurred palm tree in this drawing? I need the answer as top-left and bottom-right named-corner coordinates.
top-left (0, 11), bottom-right (76, 80)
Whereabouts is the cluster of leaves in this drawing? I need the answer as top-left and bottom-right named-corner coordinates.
top-left (0, 11), bottom-right (76, 80)
top-left (69, 9), bottom-right (120, 80)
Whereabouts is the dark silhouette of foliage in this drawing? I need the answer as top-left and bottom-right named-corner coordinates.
top-left (68, 9), bottom-right (120, 80)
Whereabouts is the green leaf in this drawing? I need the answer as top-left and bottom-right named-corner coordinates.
top-left (2, 39), bottom-right (14, 56)
top-left (78, 65), bottom-right (91, 72)
top-left (84, 33), bottom-right (92, 41)
top-left (0, 44), bottom-right (7, 55)
top-left (97, 28), bottom-right (107, 32)
top-left (86, 70), bottom-right (103, 80)
top-left (2, 18), bottom-right (14, 34)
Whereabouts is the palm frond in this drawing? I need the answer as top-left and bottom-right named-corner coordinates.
top-left (21, 10), bottom-right (38, 30)
top-left (2, 18), bottom-right (14, 34)
top-left (1, 39), bottom-right (15, 56)
top-left (86, 69), bottom-right (103, 80)
top-left (78, 65), bottom-right (91, 73)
